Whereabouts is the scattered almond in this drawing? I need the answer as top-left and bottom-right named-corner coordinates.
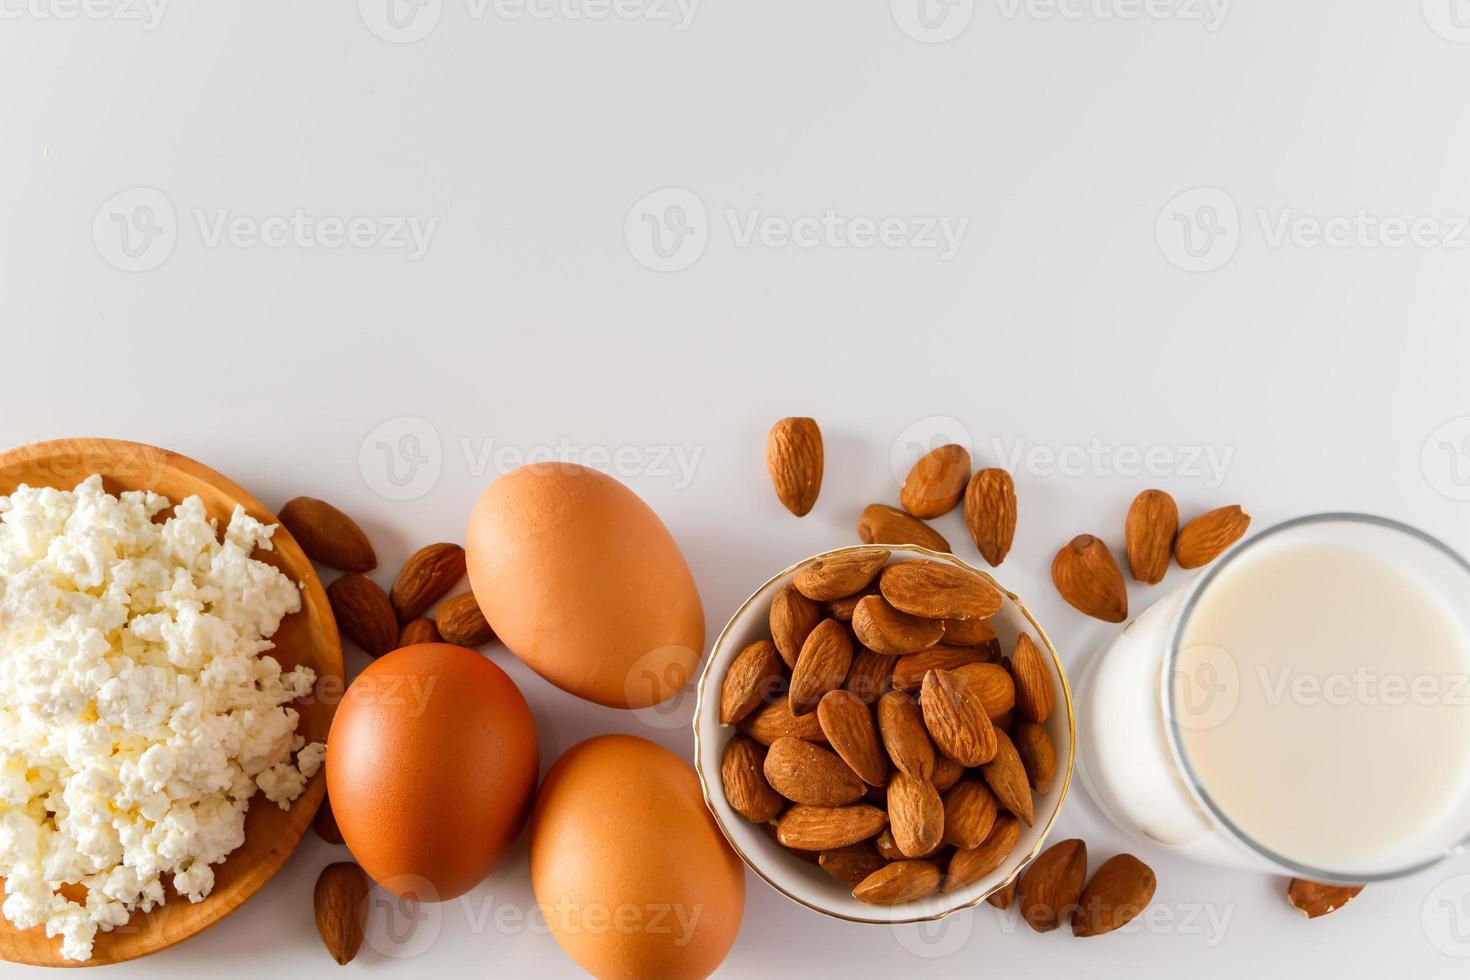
top-left (964, 468), bottom-right (1017, 567)
top-left (817, 690), bottom-right (890, 787)
top-left (327, 573), bottom-right (398, 658)
top-left (920, 668), bottom-right (998, 767)
top-left (853, 860), bottom-right (942, 906)
top-left (987, 878), bottom-right (1019, 910)
top-left (280, 497), bottom-right (377, 572)
top-left (818, 844), bottom-right (887, 886)
top-left (891, 646), bottom-right (989, 693)
top-left (1010, 633), bottom-right (1055, 723)
top-left (843, 648), bottom-right (897, 704)
top-left (770, 584), bottom-right (823, 669)
top-left (877, 691), bottom-right (935, 780)
top-left (942, 778), bottom-right (998, 849)
top-left (1287, 879), bottom-right (1364, 919)
top-left (900, 444), bottom-right (972, 519)
top-left (1176, 505), bottom-right (1251, 569)
top-left (389, 542), bottom-right (465, 623)
top-left (436, 591), bottom-right (495, 646)
top-left (722, 734), bottom-right (785, 823)
top-left (1013, 721), bottom-right (1057, 794)
top-left (944, 816), bottom-right (1021, 892)
top-left (1018, 838), bottom-right (1087, 932)
top-left (887, 771), bottom-right (945, 858)
top-left (793, 549), bottom-right (890, 602)
top-left (765, 737), bottom-right (865, 806)
top-left (858, 503), bottom-right (951, 553)
top-left (980, 728), bottom-right (1034, 826)
top-left (852, 594), bottom-right (946, 655)
top-left (397, 616), bottom-right (441, 647)
top-left (766, 417), bottom-right (824, 517)
top-left (741, 698), bottom-right (828, 746)
top-left (314, 862), bottom-right (370, 965)
top-left (1052, 534), bottom-right (1128, 623)
top-left (1124, 490), bottom-right (1177, 585)
top-left (790, 619), bottom-right (854, 715)
top-left (720, 639), bottom-right (784, 726)
top-left (776, 804), bottom-right (889, 850)
top-left (880, 560), bottom-right (1002, 621)
top-left (1074, 854), bottom-right (1157, 937)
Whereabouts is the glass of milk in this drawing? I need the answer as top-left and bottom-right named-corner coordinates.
top-left (1075, 513), bottom-right (1470, 882)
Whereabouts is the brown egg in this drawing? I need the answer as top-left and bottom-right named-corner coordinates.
top-left (326, 643), bottom-right (538, 900)
top-left (531, 735), bottom-right (744, 980)
top-left (465, 462), bottom-right (704, 709)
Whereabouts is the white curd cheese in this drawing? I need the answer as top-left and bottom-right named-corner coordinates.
top-left (0, 476), bottom-right (323, 960)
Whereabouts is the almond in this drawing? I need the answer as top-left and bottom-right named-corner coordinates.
top-left (1125, 489), bottom-right (1178, 585)
top-left (900, 443), bottom-right (971, 519)
top-left (851, 594), bottom-right (947, 655)
top-left (817, 690), bottom-right (889, 787)
top-left (1074, 854), bottom-right (1157, 937)
top-left (843, 648), bottom-right (897, 704)
top-left (764, 737), bottom-right (866, 806)
top-left (892, 646), bottom-right (989, 693)
top-left (770, 584), bottom-right (823, 669)
top-left (314, 794), bottom-right (344, 845)
top-left (793, 549), bottom-right (890, 601)
top-left (397, 616), bottom-right (441, 647)
top-left (942, 778), bottom-right (998, 849)
top-left (944, 816), bottom-right (1021, 892)
top-left (1052, 534), bottom-right (1128, 623)
top-left (818, 843), bottom-right (888, 886)
top-left (963, 468), bottom-right (1017, 567)
top-left (986, 878), bottom-right (1019, 910)
top-left (931, 754), bottom-right (965, 793)
top-left (1287, 879), bottom-right (1364, 919)
top-left (880, 560), bottom-right (1002, 621)
top-left (437, 591), bottom-right (495, 646)
top-left (873, 827), bottom-right (905, 860)
top-left (1176, 505), bottom-right (1251, 569)
top-left (920, 668), bottom-right (998, 767)
top-left (388, 542), bottom-right (465, 623)
top-left (877, 691), bottom-right (935, 780)
top-left (1013, 721), bottom-right (1057, 794)
top-left (722, 734), bottom-right (785, 823)
top-left (721, 639), bottom-right (784, 726)
top-left (776, 804), bottom-right (888, 850)
top-left (825, 587), bottom-right (877, 622)
top-left (1010, 632), bottom-right (1055, 723)
top-left (950, 662), bottom-right (1016, 719)
top-left (853, 860), bottom-right (942, 906)
top-left (327, 573), bottom-right (398, 658)
top-left (1017, 838), bottom-right (1087, 932)
top-left (766, 417), bottom-right (824, 516)
top-left (741, 698), bottom-right (828, 746)
top-left (941, 617), bottom-right (997, 647)
top-left (280, 497), bottom-right (377, 572)
top-left (857, 503), bottom-right (951, 553)
top-left (790, 619), bottom-right (854, 715)
top-left (888, 771), bottom-right (944, 858)
top-left (980, 728), bottom-right (1034, 825)
top-left (314, 862), bottom-right (370, 965)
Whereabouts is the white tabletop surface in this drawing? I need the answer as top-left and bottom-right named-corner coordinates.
top-left (5, 1), bottom-right (1470, 976)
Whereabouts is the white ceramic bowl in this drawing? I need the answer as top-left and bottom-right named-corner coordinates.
top-left (693, 544), bottom-right (1075, 923)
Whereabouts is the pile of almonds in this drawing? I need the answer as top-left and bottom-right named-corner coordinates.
top-left (719, 549), bottom-right (1067, 909)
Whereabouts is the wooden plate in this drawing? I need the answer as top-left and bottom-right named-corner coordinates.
top-left (0, 439), bottom-right (344, 967)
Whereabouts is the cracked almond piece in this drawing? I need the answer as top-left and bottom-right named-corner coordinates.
top-left (1287, 879), bottom-right (1364, 919)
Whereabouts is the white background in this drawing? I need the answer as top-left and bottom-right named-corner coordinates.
top-left (5, 0), bottom-right (1470, 976)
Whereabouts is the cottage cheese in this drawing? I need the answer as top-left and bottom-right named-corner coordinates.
top-left (0, 476), bottom-right (323, 960)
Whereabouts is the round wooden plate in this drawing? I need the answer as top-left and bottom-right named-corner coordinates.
top-left (0, 439), bottom-right (344, 967)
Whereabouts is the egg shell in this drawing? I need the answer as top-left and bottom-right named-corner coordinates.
top-left (326, 643), bottom-right (538, 900)
top-left (465, 463), bottom-right (704, 709)
top-left (530, 735), bottom-right (745, 980)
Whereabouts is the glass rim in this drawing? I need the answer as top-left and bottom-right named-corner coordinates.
top-left (1161, 511), bottom-right (1470, 884)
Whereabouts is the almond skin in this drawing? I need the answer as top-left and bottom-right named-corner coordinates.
top-left (1018, 838), bottom-right (1087, 932)
top-left (770, 584), bottom-right (823, 669)
top-left (818, 690), bottom-right (890, 787)
top-left (887, 771), bottom-right (945, 858)
top-left (280, 497), bottom-right (377, 572)
top-left (1074, 854), bottom-right (1157, 937)
top-left (880, 560), bottom-right (1002, 621)
top-left (793, 549), bottom-right (890, 602)
top-left (857, 503), bottom-right (951, 553)
top-left (722, 734), bottom-right (785, 823)
top-left (790, 619), bottom-right (854, 715)
top-left (950, 662), bottom-right (1016, 719)
top-left (389, 542), bottom-right (466, 623)
top-left (776, 804), bottom-right (888, 850)
top-left (741, 698), bottom-right (828, 746)
top-left (892, 646), bottom-right (990, 694)
top-left (397, 616), bottom-right (441, 647)
top-left (852, 594), bottom-right (947, 655)
top-left (327, 573), bottom-right (398, 658)
top-left (843, 648), bottom-right (897, 704)
top-left (1013, 721), bottom-right (1057, 794)
top-left (964, 468), bottom-right (1017, 567)
top-left (767, 417), bottom-right (824, 517)
top-left (1011, 632), bottom-right (1055, 723)
top-left (818, 844), bottom-right (887, 886)
top-left (942, 778), bottom-right (998, 849)
top-left (980, 728), bottom-right (1034, 825)
top-left (721, 639), bottom-right (784, 726)
top-left (877, 691), bottom-right (935, 780)
top-left (765, 737), bottom-right (866, 806)
top-left (1052, 534), bottom-right (1128, 623)
top-left (900, 443), bottom-right (972, 519)
top-left (853, 860), bottom-right (942, 906)
top-left (314, 862), bottom-right (370, 965)
top-left (436, 591), bottom-right (495, 646)
top-left (944, 816), bottom-right (1021, 892)
top-left (1287, 879), bottom-right (1364, 919)
top-left (1176, 505), bottom-right (1251, 569)
top-left (920, 667), bottom-right (999, 767)
top-left (1125, 489), bottom-right (1178, 585)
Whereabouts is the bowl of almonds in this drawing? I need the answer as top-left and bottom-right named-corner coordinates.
top-left (693, 544), bottom-right (1074, 922)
